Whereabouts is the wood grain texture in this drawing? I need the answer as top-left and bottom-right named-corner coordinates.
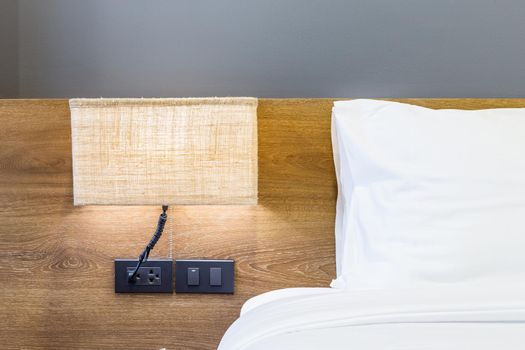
top-left (2, 98), bottom-right (525, 350)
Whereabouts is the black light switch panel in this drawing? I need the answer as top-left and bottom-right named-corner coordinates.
top-left (175, 259), bottom-right (234, 294)
top-left (115, 259), bottom-right (173, 293)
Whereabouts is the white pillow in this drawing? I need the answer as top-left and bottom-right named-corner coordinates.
top-left (331, 99), bottom-right (525, 290)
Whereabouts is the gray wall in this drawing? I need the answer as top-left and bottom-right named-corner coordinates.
top-left (11, 0), bottom-right (525, 98)
top-left (0, 0), bottom-right (18, 98)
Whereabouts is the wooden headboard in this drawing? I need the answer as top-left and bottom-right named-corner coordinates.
top-left (2, 98), bottom-right (525, 350)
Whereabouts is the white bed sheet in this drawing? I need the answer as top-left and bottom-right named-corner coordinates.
top-left (219, 285), bottom-right (525, 350)
top-left (240, 288), bottom-right (340, 316)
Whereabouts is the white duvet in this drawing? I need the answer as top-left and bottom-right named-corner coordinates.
top-left (219, 285), bottom-right (525, 350)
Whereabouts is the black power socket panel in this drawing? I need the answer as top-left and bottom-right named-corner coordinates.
top-left (126, 266), bottom-right (161, 286)
top-left (115, 259), bottom-right (173, 293)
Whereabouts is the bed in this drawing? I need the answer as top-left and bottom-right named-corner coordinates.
top-left (219, 99), bottom-right (525, 350)
top-left (220, 286), bottom-right (525, 349)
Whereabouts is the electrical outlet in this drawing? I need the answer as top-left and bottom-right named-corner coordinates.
top-left (126, 266), bottom-right (161, 286)
top-left (115, 259), bottom-right (173, 293)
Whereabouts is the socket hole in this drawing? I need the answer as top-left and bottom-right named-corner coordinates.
top-left (149, 269), bottom-right (154, 274)
top-left (149, 277), bottom-right (154, 283)
top-left (155, 274), bottom-right (159, 278)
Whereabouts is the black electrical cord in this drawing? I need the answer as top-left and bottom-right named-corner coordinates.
top-left (128, 205), bottom-right (168, 283)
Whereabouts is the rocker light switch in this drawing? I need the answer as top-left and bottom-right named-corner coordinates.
top-left (210, 267), bottom-right (222, 286)
top-left (176, 259), bottom-right (234, 293)
top-left (187, 267), bottom-right (199, 286)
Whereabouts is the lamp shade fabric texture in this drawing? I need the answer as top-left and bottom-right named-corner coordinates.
top-left (70, 97), bottom-right (258, 206)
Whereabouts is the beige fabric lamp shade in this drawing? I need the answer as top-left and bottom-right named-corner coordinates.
top-left (70, 97), bottom-right (258, 206)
